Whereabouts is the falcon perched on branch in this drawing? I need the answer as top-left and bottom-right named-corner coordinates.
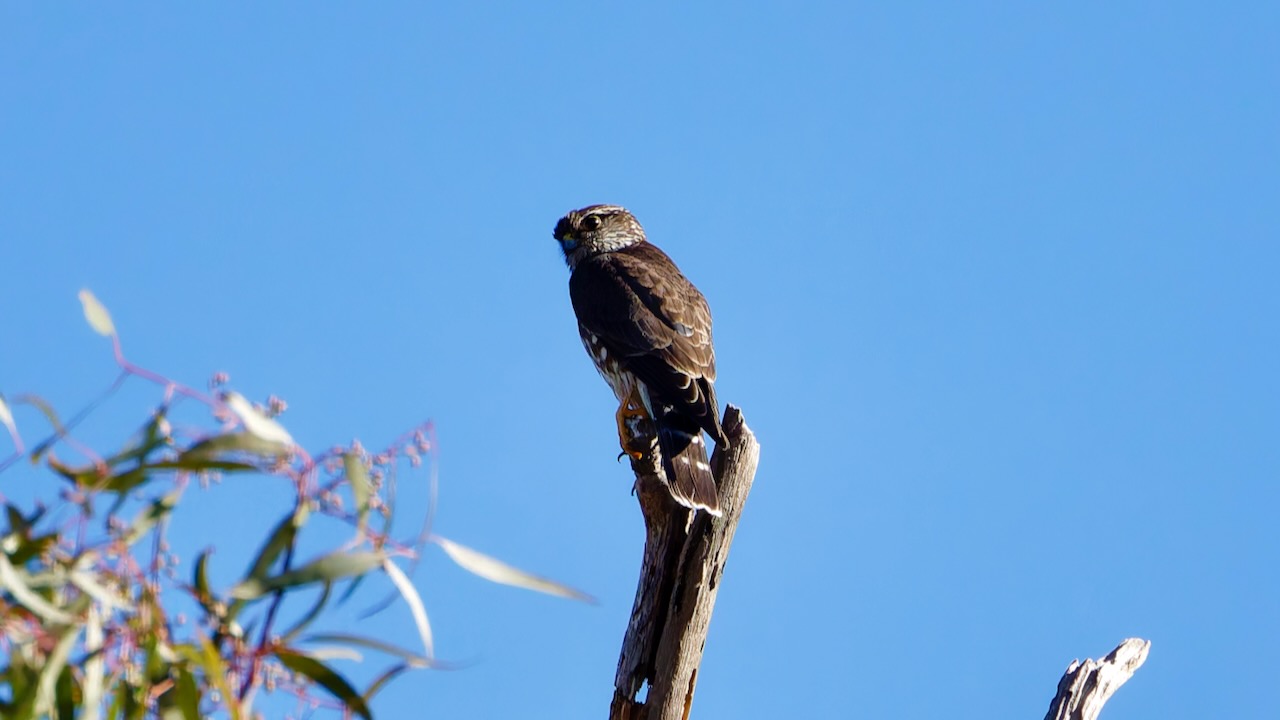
top-left (554, 204), bottom-right (727, 515)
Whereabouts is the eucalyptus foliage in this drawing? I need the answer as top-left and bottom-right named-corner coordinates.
top-left (0, 291), bottom-right (590, 719)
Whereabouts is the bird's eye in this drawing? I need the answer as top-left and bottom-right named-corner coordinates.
top-left (582, 215), bottom-right (603, 231)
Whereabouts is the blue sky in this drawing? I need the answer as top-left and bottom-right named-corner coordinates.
top-left (2, 3), bottom-right (1278, 718)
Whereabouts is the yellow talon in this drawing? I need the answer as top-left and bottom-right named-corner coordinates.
top-left (615, 386), bottom-right (649, 460)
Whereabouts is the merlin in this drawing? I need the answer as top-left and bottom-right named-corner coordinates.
top-left (554, 204), bottom-right (727, 515)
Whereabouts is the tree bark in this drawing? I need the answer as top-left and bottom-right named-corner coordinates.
top-left (609, 405), bottom-right (760, 720)
top-left (1044, 638), bottom-right (1150, 720)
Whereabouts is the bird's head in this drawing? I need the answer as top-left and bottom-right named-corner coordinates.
top-left (553, 204), bottom-right (646, 270)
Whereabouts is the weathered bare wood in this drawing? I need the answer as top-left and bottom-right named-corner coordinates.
top-left (610, 405), bottom-right (760, 720)
top-left (1044, 638), bottom-right (1151, 720)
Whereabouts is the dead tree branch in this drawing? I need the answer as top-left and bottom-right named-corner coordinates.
top-left (1044, 638), bottom-right (1151, 720)
top-left (609, 405), bottom-right (760, 720)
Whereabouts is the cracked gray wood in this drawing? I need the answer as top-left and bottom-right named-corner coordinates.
top-left (609, 405), bottom-right (760, 720)
top-left (1044, 638), bottom-right (1151, 720)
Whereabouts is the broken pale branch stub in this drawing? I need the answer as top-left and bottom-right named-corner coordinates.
top-left (1044, 637), bottom-right (1151, 720)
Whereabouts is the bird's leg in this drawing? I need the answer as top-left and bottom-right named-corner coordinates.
top-left (615, 386), bottom-right (650, 461)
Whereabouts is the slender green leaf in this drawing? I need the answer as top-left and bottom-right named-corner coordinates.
top-left (231, 550), bottom-right (385, 600)
top-left (45, 454), bottom-right (100, 487)
top-left (105, 678), bottom-right (127, 720)
top-left (82, 604), bottom-right (105, 720)
top-left (363, 663), bottom-right (412, 703)
top-left (275, 649), bottom-right (372, 720)
top-left (303, 646), bottom-right (363, 662)
top-left (54, 664), bottom-right (75, 720)
top-left (434, 536), bottom-right (596, 603)
top-left (281, 582), bottom-right (332, 642)
top-left (336, 568), bottom-right (367, 607)
top-left (7, 644), bottom-right (38, 718)
top-left (122, 487), bottom-right (183, 545)
top-left (69, 568), bottom-right (133, 611)
top-left (175, 666), bottom-right (201, 720)
top-left (302, 633), bottom-right (434, 668)
top-left (222, 392), bottom-right (293, 445)
top-left (193, 550), bottom-right (211, 601)
top-left (20, 393), bottom-right (64, 462)
top-left (101, 414), bottom-right (170, 469)
top-left (103, 467), bottom-right (150, 494)
top-left (246, 509), bottom-right (304, 581)
top-left (119, 678), bottom-right (144, 720)
top-left (157, 665), bottom-right (200, 720)
top-left (177, 637), bottom-right (241, 720)
top-left (331, 452), bottom-right (375, 607)
top-left (345, 452), bottom-right (371, 534)
top-left (78, 289), bottom-right (116, 336)
top-left (227, 508), bottom-right (304, 618)
top-left (0, 394), bottom-right (16, 444)
top-left (5, 503), bottom-right (28, 533)
top-left (182, 431), bottom-right (290, 461)
top-left (35, 622), bottom-right (79, 717)
top-left (382, 558), bottom-right (433, 658)
top-left (0, 553), bottom-right (74, 624)
top-left (145, 458), bottom-right (258, 473)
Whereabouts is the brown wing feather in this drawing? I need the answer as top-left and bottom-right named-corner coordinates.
top-left (569, 244), bottom-right (725, 444)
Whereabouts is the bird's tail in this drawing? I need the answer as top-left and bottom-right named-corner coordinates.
top-left (657, 423), bottom-right (722, 516)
